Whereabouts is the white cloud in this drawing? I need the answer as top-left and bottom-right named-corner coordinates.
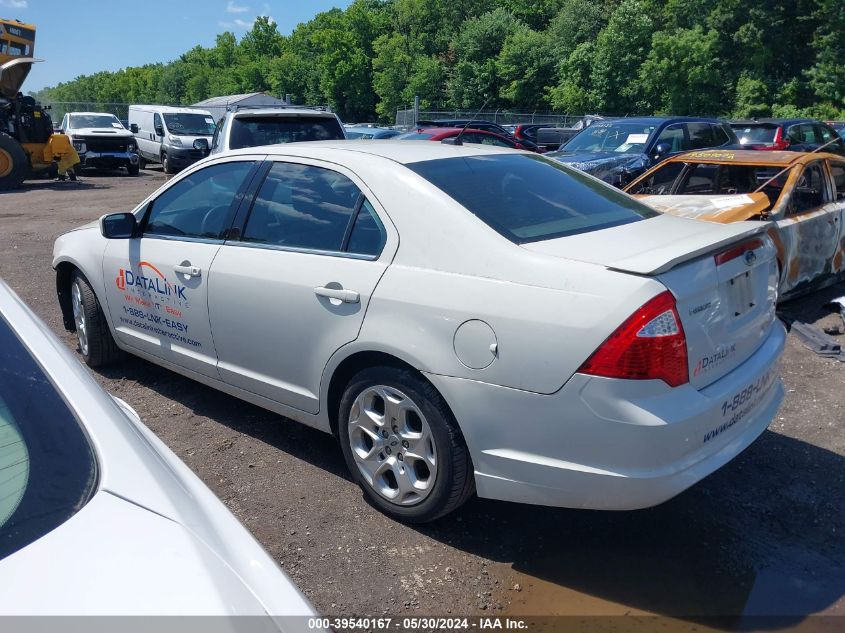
top-left (219, 14), bottom-right (275, 30)
top-left (0, 0), bottom-right (29, 9)
top-left (226, 1), bottom-right (249, 12)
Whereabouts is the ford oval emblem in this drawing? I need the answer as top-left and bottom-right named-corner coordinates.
top-left (743, 250), bottom-right (757, 266)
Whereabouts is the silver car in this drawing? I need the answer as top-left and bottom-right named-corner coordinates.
top-left (53, 142), bottom-right (785, 523)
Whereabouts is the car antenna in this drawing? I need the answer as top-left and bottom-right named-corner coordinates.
top-left (443, 95), bottom-right (491, 146)
top-left (753, 136), bottom-right (844, 194)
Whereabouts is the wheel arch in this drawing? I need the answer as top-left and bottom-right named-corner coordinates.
top-left (324, 347), bottom-right (451, 439)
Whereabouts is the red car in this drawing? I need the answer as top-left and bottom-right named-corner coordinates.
top-left (394, 127), bottom-right (538, 151)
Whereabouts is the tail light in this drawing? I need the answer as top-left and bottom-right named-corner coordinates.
top-left (758, 127), bottom-right (790, 151)
top-left (514, 124), bottom-right (524, 140)
top-left (579, 291), bottom-right (689, 387)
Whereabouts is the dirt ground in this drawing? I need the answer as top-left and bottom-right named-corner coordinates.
top-left (1, 170), bottom-right (843, 629)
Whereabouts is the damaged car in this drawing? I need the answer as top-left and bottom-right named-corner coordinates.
top-left (625, 149), bottom-right (845, 299)
top-left (547, 117), bottom-right (738, 187)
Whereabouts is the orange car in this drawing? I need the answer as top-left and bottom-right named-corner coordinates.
top-left (625, 149), bottom-right (845, 299)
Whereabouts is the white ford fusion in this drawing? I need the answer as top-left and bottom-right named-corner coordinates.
top-left (53, 141), bottom-right (786, 522)
top-left (0, 280), bottom-right (315, 619)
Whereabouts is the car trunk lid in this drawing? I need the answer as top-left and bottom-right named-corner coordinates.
top-left (523, 214), bottom-right (778, 388)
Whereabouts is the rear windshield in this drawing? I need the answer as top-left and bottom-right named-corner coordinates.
top-left (0, 315), bottom-right (97, 561)
top-left (408, 154), bottom-right (658, 243)
top-left (396, 132), bottom-right (435, 140)
top-left (627, 161), bottom-right (791, 205)
top-left (733, 125), bottom-right (777, 144)
top-left (229, 115), bottom-right (345, 149)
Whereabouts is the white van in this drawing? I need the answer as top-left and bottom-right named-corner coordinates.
top-left (128, 105), bottom-right (215, 173)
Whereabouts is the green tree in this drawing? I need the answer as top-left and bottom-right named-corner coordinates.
top-left (497, 27), bottom-right (555, 107)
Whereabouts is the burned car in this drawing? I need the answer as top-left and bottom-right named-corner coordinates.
top-left (625, 149), bottom-right (845, 299)
top-left (547, 117), bottom-right (738, 187)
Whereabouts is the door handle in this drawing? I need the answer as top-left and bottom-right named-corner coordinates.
top-left (174, 264), bottom-right (201, 278)
top-left (314, 286), bottom-right (359, 304)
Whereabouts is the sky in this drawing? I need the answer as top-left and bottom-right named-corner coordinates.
top-left (6, 0), bottom-right (352, 92)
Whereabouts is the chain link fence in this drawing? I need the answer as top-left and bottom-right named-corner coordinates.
top-left (395, 106), bottom-right (586, 129)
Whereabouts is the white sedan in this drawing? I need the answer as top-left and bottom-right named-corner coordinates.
top-left (53, 141), bottom-right (786, 522)
top-left (0, 280), bottom-right (315, 620)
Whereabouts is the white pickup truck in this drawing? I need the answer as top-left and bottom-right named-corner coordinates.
top-left (58, 112), bottom-right (140, 176)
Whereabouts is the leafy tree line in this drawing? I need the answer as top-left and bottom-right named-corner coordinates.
top-left (33, 0), bottom-right (845, 122)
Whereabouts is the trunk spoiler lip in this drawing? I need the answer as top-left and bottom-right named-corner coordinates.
top-left (521, 213), bottom-right (774, 276)
top-left (607, 220), bottom-right (772, 275)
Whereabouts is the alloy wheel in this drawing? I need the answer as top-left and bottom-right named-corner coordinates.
top-left (348, 385), bottom-right (438, 506)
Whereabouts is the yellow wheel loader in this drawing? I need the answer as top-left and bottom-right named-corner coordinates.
top-left (0, 18), bottom-right (78, 189)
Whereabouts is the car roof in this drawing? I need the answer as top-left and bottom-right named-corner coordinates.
top-left (130, 105), bottom-right (212, 115)
top-left (67, 112), bottom-right (120, 117)
top-left (222, 139), bottom-right (522, 164)
top-left (230, 107), bottom-right (336, 118)
top-left (605, 116), bottom-right (728, 125)
top-left (659, 149), bottom-right (843, 166)
top-left (730, 118), bottom-right (817, 126)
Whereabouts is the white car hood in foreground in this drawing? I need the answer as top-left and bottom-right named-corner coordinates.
top-left (522, 213), bottom-right (771, 275)
top-left (0, 282), bottom-right (314, 621)
top-left (0, 492), bottom-right (273, 615)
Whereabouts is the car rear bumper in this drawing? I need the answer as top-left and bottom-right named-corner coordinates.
top-left (425, 320), bottom-right (786, 510)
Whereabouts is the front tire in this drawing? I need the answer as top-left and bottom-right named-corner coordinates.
top-left (0, 132), bottom-right (28, 190)
top-left (71, 272), bottom-right (121, 367)
top-left (161, 152), bottom-right (176, 174)
top-left (338, 366), bottom-right (474, 523)
top-left (126, 162), bottom-right (140, 176)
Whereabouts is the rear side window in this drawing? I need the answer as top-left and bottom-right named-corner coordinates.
top-left (0, 316), bottom-right (97, 561)
top-left (144, 161), bottom-right (255, 239)
top-left (408, 154), bottom-right (657, 243)
top-left (243, 162), bottom-right (364, 253)
top-left (229, 116), bottom-right (344, 149)
top-left (346, 200), bottom-right (386, 256)
top-left (788, 124), bottom-right (818, 145)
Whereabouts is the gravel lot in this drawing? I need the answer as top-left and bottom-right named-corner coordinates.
top-left (1, 171), bottom-right (843, 627)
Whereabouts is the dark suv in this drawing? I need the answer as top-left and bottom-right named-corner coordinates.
top-left (730, 119), bottom-right (845, 155)
top-left (546, 117), bottom-right (739, 187)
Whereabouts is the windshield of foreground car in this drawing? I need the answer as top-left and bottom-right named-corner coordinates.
top-left (408, 154), bottom-right (658, 243)
top-left (229, 115), bottom-right (345, 149)
top-left (0, 315), bottom-right (97, 561)
top-left (69, 114), bottom-right (123, 129)
top-left (560, 122), bottom-right (657, 154)
top-left (163, 113), bottom-right (216, 136)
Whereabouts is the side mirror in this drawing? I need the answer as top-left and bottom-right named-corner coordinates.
top-left (100, 212), bottom-right (138, 239)
top-left (130, 123), bottom-right (139, 133)
top-left (154, 125), bottom-right (164, 137)
top-left (652, 142), bottom-right (672, 159)
top-left (193, 138), bottom-right (209, 152)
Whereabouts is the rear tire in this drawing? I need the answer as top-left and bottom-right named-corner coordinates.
top-left (71, 271), bottom-right (121, 367)
top-left (338, 366), bottom-right (474, 523)
top-left (0, 132), bottom-right (28, 190)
